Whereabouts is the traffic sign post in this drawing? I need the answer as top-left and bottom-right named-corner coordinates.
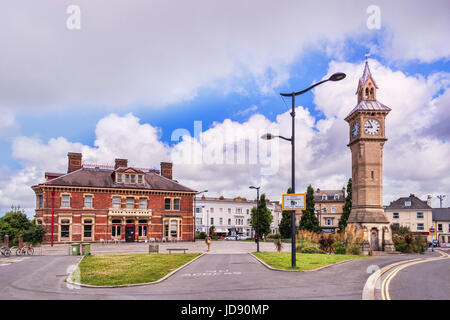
top-left (282, 193), bottom-right (306, 211)
top-left (429, 227), bottom-right (436, 252)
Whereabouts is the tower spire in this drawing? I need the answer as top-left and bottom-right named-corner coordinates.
top-left (356, 58), bottom-right (378, 103)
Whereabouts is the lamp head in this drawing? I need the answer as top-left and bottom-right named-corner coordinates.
top-left (261, 133), bottom-right (274, 140)
top-left (329, 72), bottom-right (346, 81)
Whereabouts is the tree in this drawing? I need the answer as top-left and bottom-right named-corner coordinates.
top-left (338, 178), bottom-right (352, 232)
top-left (0, 211), bottom-right (46, 246)
top-left (278, 187), bottom-right (293, 238)
top-left (299, 185), bottom-right (321, 233)
top-left (250, 194), bottom-right (273, 237)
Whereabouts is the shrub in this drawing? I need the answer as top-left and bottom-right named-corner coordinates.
top-left (297, 245), bottom-right (325, 254)
top-left (274, 238), bottom-right (283, 252)
top-left (196, 232), bottom-right (206, 240)
top-left (335, 246), bottom-right (346, 254)
top-left (268, 233), bottom-right (281, 239)
top-left (318, 235), bottom-right (335, 253)
top-left (346, 243), bottom-right (361, 255)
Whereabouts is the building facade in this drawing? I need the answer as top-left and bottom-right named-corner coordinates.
top-left (194, 195), bottom-right (282, 237)
top-left (32, 152), bottom-right (196, 243)
top-left (384, 194), bottom-right (433, 241)
top-left (344, 60), bottom-right (394, 252)
top-left (314, 188), bottom-right (345, 233)
top-left (432, 208), bottom-right (450, 247)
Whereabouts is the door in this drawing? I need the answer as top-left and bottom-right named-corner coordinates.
top-left (370, 229), bottom-right (379, 251)
top-left (125, 226), bottom-right (135, 242)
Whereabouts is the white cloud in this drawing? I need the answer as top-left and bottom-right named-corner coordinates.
top-left (2, 59), bottom-right (450, 215)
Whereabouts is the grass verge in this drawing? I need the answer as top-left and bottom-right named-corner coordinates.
top-left (252, 252), bottom-right (366, 270)
top-left (77, 253), bottom-right (201, 286)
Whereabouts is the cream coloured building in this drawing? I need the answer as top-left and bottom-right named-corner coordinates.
top-left (314, 188), bottom-right (346, 233)
top-left (384, 194), bottom-right (433, 241)
top-left (433, 208), bottom-right (450, 247)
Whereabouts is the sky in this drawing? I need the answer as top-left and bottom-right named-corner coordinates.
top-left (0, 0), bottom-right (449, 217)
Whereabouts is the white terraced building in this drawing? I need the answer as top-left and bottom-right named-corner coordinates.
top-left (194, 195), bottom-right (282, 237)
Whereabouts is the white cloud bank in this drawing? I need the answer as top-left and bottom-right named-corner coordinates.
top-left (1, 59), bottom-right (449, 215)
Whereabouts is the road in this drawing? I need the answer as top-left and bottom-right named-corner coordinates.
top-left (0, 252), bottom-right (426, 300)
top-left (380, 249), bottom-right (450, 300)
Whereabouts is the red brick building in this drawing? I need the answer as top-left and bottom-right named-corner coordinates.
top-left (31, 152), bottom-right (196, 243)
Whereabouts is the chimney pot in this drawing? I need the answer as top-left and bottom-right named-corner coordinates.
top-left (160, 162), bottom-right (173, 180)
top-left (67, 152), bottom-right (82, 173)
top-left (115, 158), bottom-right (128, 169)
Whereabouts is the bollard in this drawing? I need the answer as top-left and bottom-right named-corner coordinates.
top-left (18, 235), bottom-right (23, 248)
top-left (4, 235), bottom-right (9, 248)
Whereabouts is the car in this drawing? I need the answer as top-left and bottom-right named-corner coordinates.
top-left (224, 236), bottom-right (238, 241)
top-left (238, 235), bottom-right (250, 240)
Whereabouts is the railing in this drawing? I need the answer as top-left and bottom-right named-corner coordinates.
top-left (108, 209), bottom-right (153, 216)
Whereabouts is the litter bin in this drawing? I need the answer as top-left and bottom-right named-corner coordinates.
top-left (81, 243), bottom-right (91, 255)
top-left (149, 244), bottom-right (159, 253)
top-left (71, 243), bottom-right (80, 256)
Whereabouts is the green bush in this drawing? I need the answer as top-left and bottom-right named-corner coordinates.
top-left (335, 246), bottom-right (346, 254)
top-left (346, 243), bottom-right (361, 255)
top-left (297, 245), bottom-right (325, 254)
top-left (394, 242), bottom-right (408, 252)
top-left (196, 232), bottom-right (206, 240)
top-left (268, 233), bottom-right (281, 239)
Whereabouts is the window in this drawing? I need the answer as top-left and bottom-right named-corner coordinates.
top-left (393, 212), bottom-right (399, 219)
top-left (228, 208), bottom-right (231, 214)
top-left (417, 223), bottom-right (424, 231)
top-left (170, 220), bottom-right (178, 237)
top-left (131, 174), bottom-right (135, 184)
top-left (228, 218), bottom-right (231, 225)
top-left (219, 208), bottom-right (223, 213)
top-left (38, 195), bottom-right (43, 208)
top-left (164, 220), bottom-right (169, 237)
top-left (236, 208), bottom-right (242, 214)
top-left (138, 220), bottom-right (147, 237)
top-left (405, 201), bottom-right (411, 207)
top-left (325, 218), bottom-right (333, 226)
top-left (61, 195), bottom-right (70, 208)
top-left (210, 208), bottom-right (214, 213)
top-left (125, 174), bottom-right (130, 183)
top-left (112, 196), bottom-right (121, 209)
top-left (36, 219), bottom-right (43, 225)
top-left (195, 207), bottom-right (201, 213)
top-left (138, 175), bottom-right (143, 184)
top-left (117, 174), bottom-right (122, 183)
top-left (371, 171), bottom-right (374, 179)
top-left (246, 209), bottom-right (249, 214)
top-left (165, 198), bottom-right (171, 210)
top-left (126, 197), bottom-right (134, 209)
top-left (219, 218), bottom-right (223, 225)
top-left (139, 198), bottom-right (147, 209)
top-left (331, 207), bottom-right (336, 213)
top-left (438, 224), bottom-right (443, 232)
top-left (210, 217), bottom-right (214, 225)
top-left (417, 212), bottom-right (424, 219)
top-left (83, 219), bottom-right (92, 238)
top-left (322, 194), bottom-right (328, 200)
top-left (84, 195), bottom-right (93, 208)
top-left (112, 220), bottom-right (121, 237)
top-left (60, 219), bottom-right (70, 238)
top-left (174, 199), bottom-right (180, 210)
top-left (322, 207), bottom-right (327, 213)
top-left (334, 194), bottom-right (339, 200)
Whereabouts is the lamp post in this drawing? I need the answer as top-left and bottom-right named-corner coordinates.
top-left (262, 72), bottom-right (346, 268)
top-left (249, 186), bottom-right (260, 252)
top-left (194, 190), bottom-right (208, 242)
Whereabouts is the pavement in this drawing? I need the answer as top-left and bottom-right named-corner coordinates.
top-left (0, 242), bottom-right (435, 300)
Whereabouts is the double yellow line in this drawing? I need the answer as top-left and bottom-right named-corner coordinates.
top-left (381, 250), bottom-right (449, 300)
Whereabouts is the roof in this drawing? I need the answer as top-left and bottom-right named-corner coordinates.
top-left (355, 60), bottom-right (378, 94)
top-left (432, 208), bottom-right (450, 221)
top-left (35, 167), bottom-right (195, 193)
top-left (385, 194), bottom-right (431, 210)
top-left (345, 100), bottom-right (391, 120)
top-left (314, 189), bottom-right (345, 201)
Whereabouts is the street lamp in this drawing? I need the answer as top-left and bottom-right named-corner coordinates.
top-left (262, 72), bottom-right (346, 268)
top-left (194, 190), bottom-right (208, 241)
top-left (249, 186), bottom-right (260, 252)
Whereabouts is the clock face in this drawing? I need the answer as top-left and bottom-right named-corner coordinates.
top-left (352, 122), bottom-right (359, 137)
top-left (364, 119), bottom-right (380, 135)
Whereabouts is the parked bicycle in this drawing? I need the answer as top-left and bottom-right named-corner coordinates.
top-left (1, 246), bottom-right (11, 257)
top-left (15, 245), bottom-right (34, 256)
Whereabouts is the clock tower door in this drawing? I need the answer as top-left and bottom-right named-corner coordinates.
top-left (344, 61), bottom-right (395, 253)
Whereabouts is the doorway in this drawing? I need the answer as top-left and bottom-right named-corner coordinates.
top-left (125, 225), bottom-right (135, 242)
top-left (370, 228), bottom-right (379, 251)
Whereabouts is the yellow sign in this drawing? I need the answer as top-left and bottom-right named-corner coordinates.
top-left (282, 193), bottom-right (306, 211)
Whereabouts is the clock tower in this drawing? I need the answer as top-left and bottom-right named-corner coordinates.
top-left (344, 60), bottom-right (394, 252)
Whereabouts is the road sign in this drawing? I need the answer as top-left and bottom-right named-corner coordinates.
top-left (429, 227), bottom-right (436, 235)
top-left (282, 193), bottom-right (306, 211)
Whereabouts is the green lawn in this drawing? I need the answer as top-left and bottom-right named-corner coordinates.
top-left (252, 252), bottom-right (366, 270)
top-left (76, 253), bottom-right (201, 286)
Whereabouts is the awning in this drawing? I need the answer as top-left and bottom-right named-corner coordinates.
top-left (215, 228), bottom-right (229, 233)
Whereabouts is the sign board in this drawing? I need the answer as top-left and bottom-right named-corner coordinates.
top-left (429, 227), bottom-right (436, 235)
top-left (282, 193), bottom-right (306, 211)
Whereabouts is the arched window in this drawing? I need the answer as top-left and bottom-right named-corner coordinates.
top-left (334, 194), bottom-right (339, 200)
top-left (322, 194), bottom-right (328, 200)
top-left (370, 87), bottom-right (374, 99)
top-left (365, 87), bottom-right (369, 98)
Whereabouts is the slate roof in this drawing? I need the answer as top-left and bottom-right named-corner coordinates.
top-left (432, 208), bottom-right (450, 221)
top-left (345, 100), bottom-right (391, 120)
top-left (385, 194), bottom-right (431, 210)
top-left (314, 189), bottom-right (345, 201)
top-left (34, 167), bottom-right (195, 192)
top-left (355, 60), bottom-right (378, 94)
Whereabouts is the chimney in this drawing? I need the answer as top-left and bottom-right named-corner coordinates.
top-left (115, 158), bottom-right (128, 169)
top-left (427, 195), bottom-right (432, 207)
top-left (160, 162), bottom-right (173, 180)
top-left (67, 152), bottom-right (82, 173)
